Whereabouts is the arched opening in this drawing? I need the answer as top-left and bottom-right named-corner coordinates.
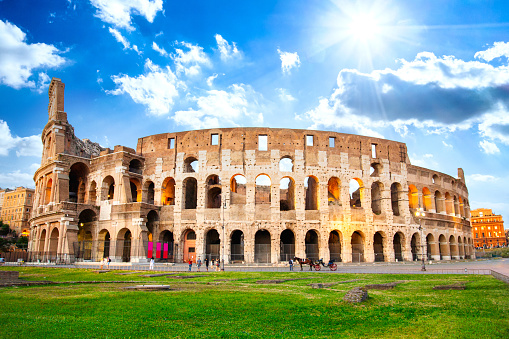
top-left (98, 229), bottom-right (111, 260)
top-left (438, 234), bottom-right (447, 260)
top-left (279, 157), bottom-right (293, 172)
top-left (349, 178), bottom-right (363, 208)
top-left (183, 229), bottom-right (196, 263)
top-left (230, 175), bottom-right (246, 205)
top-left (370, 162), bottom-right (382, 177)
top-left (230, 230), bottom-right (244, 262)
top-left (49, 228), bottom-right (59, 258)
top-left (458, 197), bottom-right (465, 217)
top-left (254, 230), bottom-right (271, 263)
top-left (205, 229), bottom-right (220, 261)
top-left (280, 229), bottom-right (295, 261)
top-left (158, 230), bottom-right (174, 261)
top-left (128, 159), bottom-right (143, 174)
top-left (422, 187), bottom-right (432, 211)
top-left (458, 236), bottom-right (464, 258)
top-left (184, 157), bottom-right (199, 173)
top-left (77, 209), bottom-right (96, 261)
top-left (88, 181), bottom-right (97, 205)
top-left (305, 176), bottom-right (319, 210)
top-left (449, 235), bottom-right (458, 259)
top-left (69, 162), bottom-right (89, 203)
top-left (393, 232), bottom-right (404, 261)
top-left (371, 181), bottom-right (383, 215)
top-left (102, 176), bottom-right (115, 201)
top-left (279, 177), bottom-right (295, 211)
top-left (161, 177), bottom-right (176, 205)
top-left (445, 193), bottom-right (454, 215)
top-left (427, 234), bottom-right (435, 260)
top-left (146, 210), bottom-right (158, 242)
top-left (39, 229), bottom-right (46, 253)
top-left (130, 179), bottom-right (141, 202)
top-left (45, 179), bottom-right (52, 204)
top-left (255, 174), bottom-right (271, 205)
top-left (411, 233), bottom-right (419, 261)
top-left (145, 181), bottom-right (155, 205)
top-left (351, 231), bottom-right (364, 262)
top-left (305, 230), bottom-right (319, 260)
top-left (453, 196), bottom-right (459, 216)
top-left (408, 185), bottom-right (418, 209)
top-left (374, 232), bottom-right (385, 262)
top-left (183, 177), bottom-right (198, 209)
top-left (434, 191), bottom-right (444, 213)
top-left (328, 177), bottom-right (341, 205)
top-left (432, 174), bottom-right (439, 184)
top-left (391, 182), bottom-right (402, 216)
top-left (206, 175), bottom-right (221, 208)
top-left (117, 229), bottom-right (131, 262)
top-left (329, 230), bottom-right (341, 262)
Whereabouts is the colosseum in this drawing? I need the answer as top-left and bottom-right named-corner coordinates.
top-left (28, 78), bottom-right (474, 264)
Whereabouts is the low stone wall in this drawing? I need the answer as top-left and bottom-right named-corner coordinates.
top-left (491, 270), bottom-right (509, 284)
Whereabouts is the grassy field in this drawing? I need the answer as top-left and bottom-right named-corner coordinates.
top-left (1, 267), bottom-right (508, 338)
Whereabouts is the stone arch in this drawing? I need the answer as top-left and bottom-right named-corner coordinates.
top-left (39, 229), bottom-right (46, 253)
top-left (280, 229), bottom-right (295, 261)
top-left (453, 195), bottom-right (459, 216)
top-left (329, 230), bottom-right (342, 262)
top-left (182, 177), bottom-right (198, 209)
top-left (373, 231), bottom-right (385, 262)
top-left (434, 190), bottom-right (444, 213)
top-left (390, 182), bottom-right (404, 216)
top-left (230, 174), bottom-right (246, 205)
top-left (393, 232), bottom-right (404, 261)
top-left (101, 176), bottom-right (115, 201)
top-left (279, 176), bottom-right (295, 211)
top-left (129, 178), bottom-right (141, 202)
top-left (255, 174), bottom-right (271, 205)
top-left (458, 196), bottom-right (465, 217)
top-left (438, 234), bottom-right (448, 260)
top-left (98, 229), bottom-right (111, 260)
top-left (77, 209), bottom-right (96, 261)
top-left (445, 192), bottom-right (454, 215)
top-left (305, 229), bottom-right (319, 260)
top-left (408, 185), bottom-right (418, 209)
top-left (371, 181), bottom-right (384, 215)
top-left (328, 177), bottom-right (341, 205)
top-left (49, 227), bottom-right (59, 256)
top-left (458, 236), bottom-right (464, 258)
top-left (143, 180), bottom-right (155, 205)
top-left (427, 233), bottom-right (436, 260)
top-left (182, 229), bottom-right (196, 263)
top-left (128, 159), bottom-right (143, 174)
top-left (349, 178), bottom-right (363, 208)
top-left (161, 177), bottom-right (176, 205)
top-left (159, 230), bottom-right (174, 261)
top-left (449, 235), bottom-right (458, 259)
top-left (69, 162), bottom-right (89, 203)
top-left (45, 178), bottom-right (52, 204)
top-left (206, 174), bottom-right (222, 208)
top-left (205, 228), bottom-right (220, 261)
top-left (230, 230), bottom-right (244, 262)
top-left (422, 187), bottom-right (432, 211)
top-left (88, 180), bottom-right (97, 205)
top-left (370, 162), bottom-right (382, 177)
top-left (411, 232), bottom-right (420, 261)
top-left (351, 231), bottom-right (364, 262)
top-left (184, 156), bottom-right (199, 173)
top-left (305, 176), bottom-right (319, 210)
top-left (432, 174), bottom-right (439, 184)
top-left (146, 210), bottom-right (158, 242)
top-left (117, 228), bottom-right (132, 262)
top-left (279, 156), bottom-right (293, 172)
top-left (254, 229), bottom-right (271, 263)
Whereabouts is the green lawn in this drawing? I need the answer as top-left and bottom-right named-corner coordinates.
top-left (1, 267), bottom-right (508, 338)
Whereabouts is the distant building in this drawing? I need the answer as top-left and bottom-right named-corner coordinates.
top-left (0, 188), bottom-right (12, 215)
top-left (0, 187), bottom-right (34, 236)
top-left (471, 208), bottom-right (506, 248)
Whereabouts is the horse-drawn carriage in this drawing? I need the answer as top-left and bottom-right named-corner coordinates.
top-left (293, 257), bottom-right (337, 271)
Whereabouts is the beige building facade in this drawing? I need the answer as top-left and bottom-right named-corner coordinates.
top-left (1, 187), bottom-right (34, 236)
top-left (471, 208), bottom-right (506, 248)
top-left (28, 78), bottom-right (474, 263)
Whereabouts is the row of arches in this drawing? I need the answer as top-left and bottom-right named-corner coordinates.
top-left (408, 185), bottom-right (469, 217)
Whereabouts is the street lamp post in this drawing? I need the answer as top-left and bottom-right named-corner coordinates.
top-left (221, 198), bottom-right (226, 271)
top-left (415, 208), bottom-right (426, 271)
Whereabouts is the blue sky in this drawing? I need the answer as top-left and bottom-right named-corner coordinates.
top-left (0, 0), bottom-right (508, 219)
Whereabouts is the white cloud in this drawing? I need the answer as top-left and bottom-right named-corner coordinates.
top-left (207, 74), bottom-right (218, 87)
top-left (0, 20), bottom-right (66, 90)
top-left (477, 106), bottom-right (509, 145)
top-left (277, 88), bottom-right (296, 102)
top-left (108, 59), bottom-right (184, 116)
top-left (475, 42), bottom-right (509, 62)
top-left (109, 27), bottom-right (130, 49)
top-left (90, 0), bottom-right (163, 31)
top-left (215, 34), bottom-right (241, 61)
top-left (152, 41), bottom-right (168, 56)
top-left (479, 139), bottom-right (500, 154)
top-left (409, 153), bottom-right (438, 169)
top-left (171, 41), bottom-right (211, 76)
top-left (173, 84), bottom-right (264, 129)
top-left (466, 174), bottom-right (499, 182)
top-left (442, 140), bottom-right (453, 148)
top-left (277, 48), bottom-right (301, 74)
top-left (0, 170), bottom-right (35, 189)
top-left (0, 120), bottom-right (42, 157)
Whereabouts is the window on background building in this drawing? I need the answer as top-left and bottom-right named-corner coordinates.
top-left (371, 144), bottom-right (377, 158)
top-left (168, 137), bottom-right (175, 149)
top-left (329, 137), bottom-right (335, 148)
top-left (306, 135), bottom-right (314, 146)
top-left (211, 134), bottom-right (219, 146)
top-left (258, 135), bottom-right (267, 151)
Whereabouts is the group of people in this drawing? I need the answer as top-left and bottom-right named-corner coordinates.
top-left (100, 257), bottom-right (111, 269)
top-left (187, 257), bottom-right (222, 272)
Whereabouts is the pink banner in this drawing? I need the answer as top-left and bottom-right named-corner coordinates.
top-left (147, 242), bottom-right (153, 259)
top-left (156, 242), bottom-right (161, 259)
top-left (163, 243), bottom-right (168, 259)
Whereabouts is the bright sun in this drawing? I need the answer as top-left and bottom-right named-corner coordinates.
top-left (349, 14), bottom-right (380, 41)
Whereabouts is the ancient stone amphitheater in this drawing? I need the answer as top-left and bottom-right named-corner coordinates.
top-left (28, 78), bottom-right (474, 264)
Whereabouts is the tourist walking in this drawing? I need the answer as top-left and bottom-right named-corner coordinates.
top-left (289, 258), bottom-right (293, 271)
top-left (205, 257), bottom-right (209, 271)
top-left (149, 257), bottom-right (155, 270)
top-left (107, 257), bottom-right (111, 269)
top-left (216, 259), bottom-right (220, 271)
top-left (100, 258), bottom-right (105, 270)
top-left (197, 258), bottom-right (202, 272)
top-left (188, 259), bottom-right (192, 271)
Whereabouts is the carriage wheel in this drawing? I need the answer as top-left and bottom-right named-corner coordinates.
top-left (330, 264), bottom-right (337, 271)
top-left (314, 264), bottom-right (321, 271)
